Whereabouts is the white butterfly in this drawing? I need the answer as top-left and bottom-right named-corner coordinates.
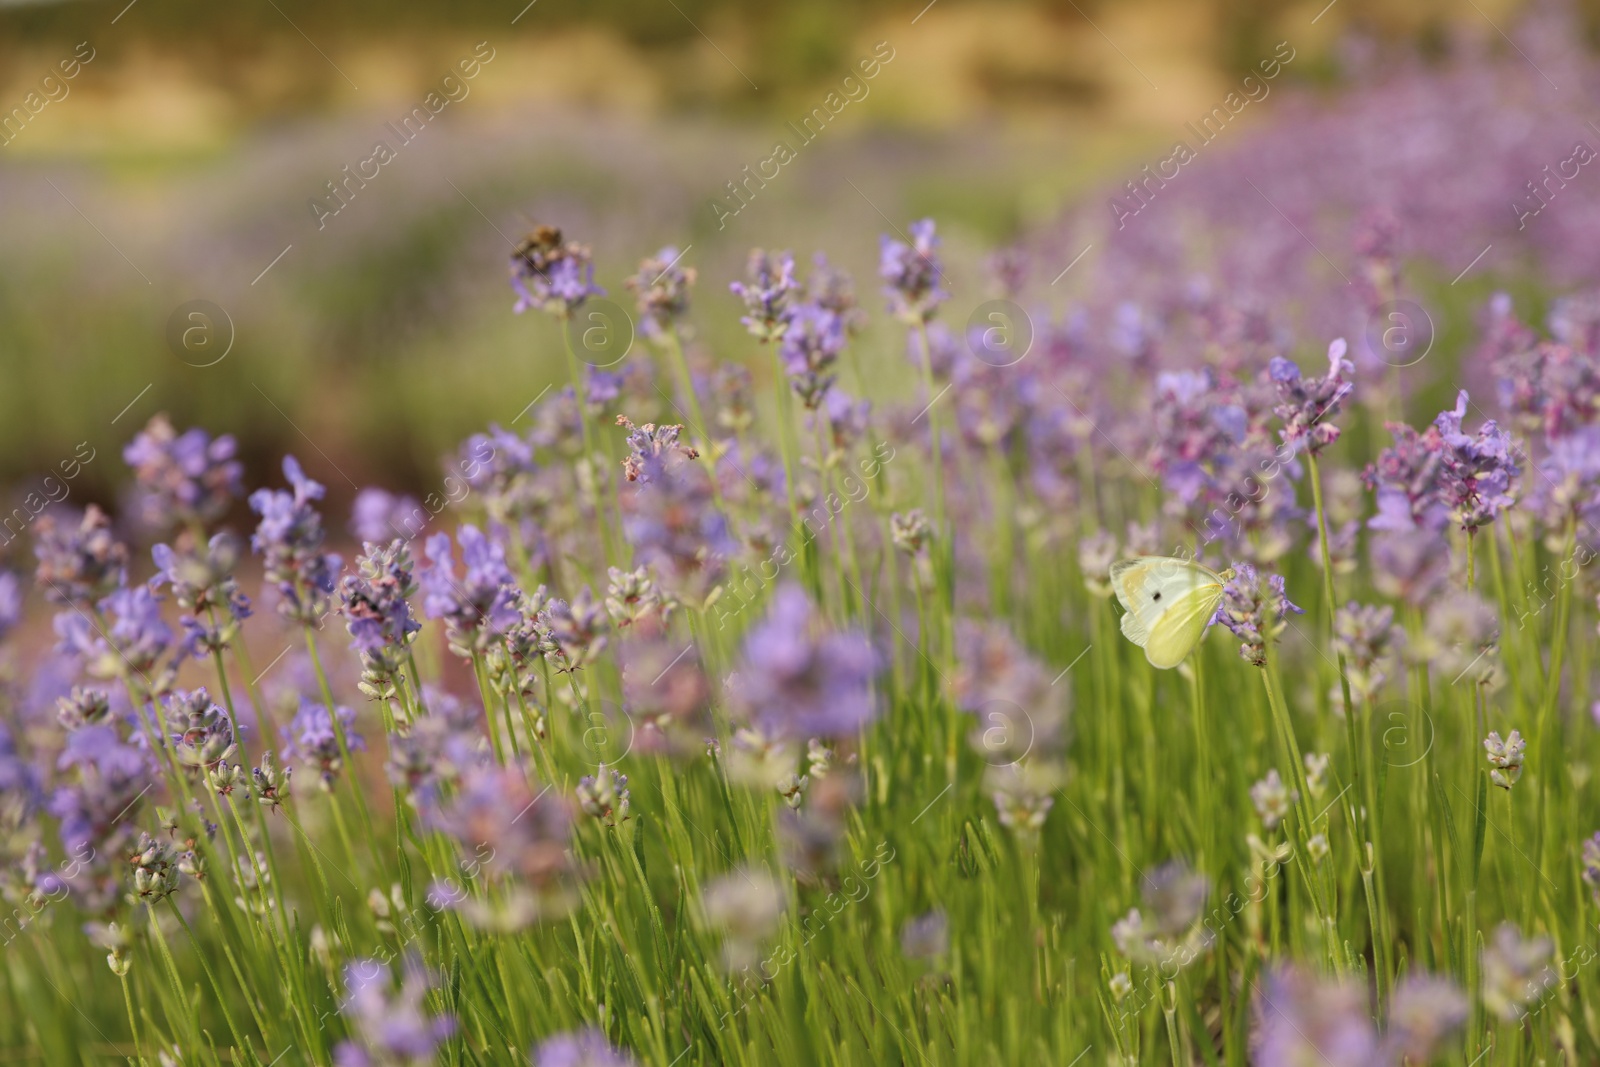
top-left (1109, 556), bottom-right (1232, 670)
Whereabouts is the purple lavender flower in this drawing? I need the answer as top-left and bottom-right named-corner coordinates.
top-left (167, 688), bottom-right (238, 772)
top-left (282, 699), bottom-right (362, 790)
top-left (539, 589), bottom-right (609, 674)
top-left (617, 418), bottom-right (733, 602)
top-left (728, 249), bottom-right (798, 342)
top-left (351, 488), bottom-right (426, 545)
top-left (340, 540), bottom-right (421, 698)
top-left (0, 570), bottom-right (20, 643)
top-left (880, 219), bottom-right (949, 323)
top-left (1432, 391), bottom-right (1520, 531)
top-left (986, 246), bottom-right (1028, 299)
top-left (1532, 425), bottom-right (1600, 533)
top-left (1385, 974), bottom-right (1468, 1063)
top-left (456, 423), bottom-right (550, 525)
top-left (0, 723), bottom-right (42, 836)
top-left (727, 583), bottom-right (878, 741)
top-left (1332, 602), bottom-right (1402, 698)
top-left (33, 506), bottom-right (127, 606)
top-left (427, 763), bottom-right (583, 925)
top-left (711, 363), bottom-right (757, 435)
top-left (952, 621), bottom-right (1070, 762)
top-left (618, 617), bottom-right (710, 757)
top-left (1266, 338), bottom-right (1354, 457)
top-left (55, 584), bottom-right (174, 681)
top-left (625, 246), bottom-right (695, 339)
top-left (819, 390), bottom-right (871, 454)
top-left (808, 252), bottom-right (865, 332)
top-left (779, 303), bottom-right (845, 409)
top-left (1582, 831), bottom-right (1600, 904)
top-left (151, 533), bottom-right (251, 656)
top-left (122, 414), bottom-right (243, 531)
top-left (899, 909), bottom-right (950, 962)
top-left (1481, 923), bottom-right (1553, 1021)
top-left (249, 456), bottom-right (342, 625)
top-left (1110, 858), bottom-right (1211, 967)
top-left (56, 686), bottom-right (114, 730)
top-left (335, 957), bottom-right (456, 1067)
top-left (531, 1028), bottom-right (638, 1067)
top-left (1494, 338), bottom-right (1600, 439)
top-left (1365, 423), bottom-right (1449, 533)
top-left (385, 694), bottom-right (485, 808)
top-left (583, 367), bottom-right (626, 415)
top-left (1369, 529), bottom-right (1451, 605)
top-left (618, 417), bottom-right (697, 484)
top-left (1214, 563), bottom-right (1303, 667)
top-left (1147, 369), bottom-right (1249, 509)
top-left (50, 725), bottom-right (151, 857)
top-left (1253, 965), bottom-right (1379, 1067)
top-left (510, 225), bottom-right (603, 316)
top-left (419, 526), bottom-right (518, 657)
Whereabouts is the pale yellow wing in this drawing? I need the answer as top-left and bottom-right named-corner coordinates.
top-left (1109, 556), bottom-right (1224, 669)
top-left (1141, 583), bottom-right (1225, 669)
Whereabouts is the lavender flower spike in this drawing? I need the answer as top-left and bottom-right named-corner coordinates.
top-left (335, 957), bottom-right (456, 1067)
top-left (728, 249), bottom-right (799, 342)
top-left (1267, 338), bottom-right (1354, 456)
top-left (1213, 564), bottom-right (1304, 667)
top-left (122, 414), bottom-right (243, 531)
top-left (532, 1028), bottom-right (638, 1067)
top-left (626, 246), bottom-right (696, 340)
top-left (249, 456), bottom-right (342, 625)
top-left (1432, 390), bottom-right (1520, 531)
top-left (510, 225), bottom-right (603, 317)
top-left (880, 219), bottom-right (949, 323)
top-left (728, 583), bottom-right (879, 741)
top-left (418, 525), bottom-right (518, 657)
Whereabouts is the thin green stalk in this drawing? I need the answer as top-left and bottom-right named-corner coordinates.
top-left (304, 625), bottom-right (385, 877)
top-left (121, 973), bottom-right (147, 1067)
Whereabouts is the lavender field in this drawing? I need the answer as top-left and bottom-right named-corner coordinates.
top-left (4, 2), bottom-right (1600, 1065)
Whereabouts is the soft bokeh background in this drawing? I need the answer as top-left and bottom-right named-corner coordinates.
top-left (0, 0), bottom-right (1576, 510)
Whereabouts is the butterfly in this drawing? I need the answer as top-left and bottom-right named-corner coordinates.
top-left (1109, 556), bottom-right (1232, 670)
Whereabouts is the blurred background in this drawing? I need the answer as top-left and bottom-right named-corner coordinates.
top-left (0, 0), bottom-right (1587, 512)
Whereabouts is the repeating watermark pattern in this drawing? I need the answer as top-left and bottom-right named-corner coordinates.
top-left (309, 42), bottom-right (498, 230)
top-left (709, 41), bottom-right (897, 230)
top-left (965, 300), bottom-right (1033, 368)
top-left (1109, 41), bottom-right (1297, 229)
top-left (1512, 140), bottom-right (1596, 231)
top-left (1377, 700), bottom-right (1433, 769)
top-left (1111, 847), bottom-right (1292, 1022)
top-left (712, 440), bottom-right (896, 629)
top-left (165, 299), bottom-right (236, 367)
top-left (714, 841), bottom-right (897, 1030)
top-left (0, 41), bottom-right (96, 148)
top-left (0, 442), bottom-right (97, 548)
top-left (565, 299), bottom-right (635, 368)
top-left (1364, 299), bottom-right (1435, 367)
top-left (0, 845), bottom-right (98, 949)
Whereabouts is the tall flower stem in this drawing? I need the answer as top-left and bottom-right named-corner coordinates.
top-left (1306, 455), bottom-right (1361, 813)
top-left (661, 327), bottom-right (729, 510)
top-left (304, 626), bottom-right (384, 877)
top-left (559, 312), bottom-right (621, 569)
top-left (1533, 515), bottom-right (1576, 906)
top-left (120, 973), bottom-right (146, 1067)
top-left (1190, 648), bottom-right (1216, 879)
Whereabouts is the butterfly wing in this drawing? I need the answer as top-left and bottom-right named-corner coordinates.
top-left (1142, 582), bottom-right (1225, 669)
top-left (1110, 557), bottom-right (1223, 669)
